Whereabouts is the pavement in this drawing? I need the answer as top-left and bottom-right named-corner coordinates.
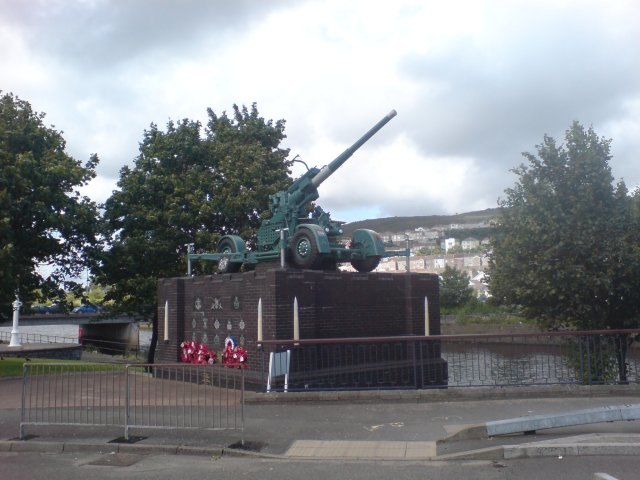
top-left (1, 374), bottom-right (640, 462)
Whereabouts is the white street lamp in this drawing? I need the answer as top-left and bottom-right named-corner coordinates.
top-left (9, 293), bottom-right (22, 347)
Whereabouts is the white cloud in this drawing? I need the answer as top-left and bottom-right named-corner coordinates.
top-left (1, 0), bottom-right (639, 222)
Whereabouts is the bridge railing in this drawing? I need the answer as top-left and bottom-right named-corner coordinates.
top-left (0, 331), bottom-right (77, 344)
top-left (80, 337), bottom-right (147, 359)
top-left (20, 362), bottom-right (245, 443)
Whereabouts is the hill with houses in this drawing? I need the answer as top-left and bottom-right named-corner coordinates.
top-left (341, 208), bottom-right (501, 298)
top-left (342, 208), bottom-right (499, 237)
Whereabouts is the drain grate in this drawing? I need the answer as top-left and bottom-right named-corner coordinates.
top-left (108, 436), bottom-right (147, 444)
top-left (227, 440), bottom-right (266, 452)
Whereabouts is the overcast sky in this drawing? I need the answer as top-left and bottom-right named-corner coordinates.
top-left (2, 0), bottom-right (638, 223)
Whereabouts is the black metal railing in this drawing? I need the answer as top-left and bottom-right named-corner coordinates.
top-left (0, 331), bottom-right (148, 362)
top-left (259, 329), bottom-right (640, 392)
top-left (80, 337), bottom-right (148, 360)
top-left (0, 331), bottom-right (78, 345)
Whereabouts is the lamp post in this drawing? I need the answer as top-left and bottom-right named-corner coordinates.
top-left (405, 233), bottom-right (411, 272)
top-left (9, 292), bottom-right (22, 347)
top-left (186, 243), bottom-right (194, 275)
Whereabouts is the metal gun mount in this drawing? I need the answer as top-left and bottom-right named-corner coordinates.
top-left (189, 109), bottom-right (408, 273)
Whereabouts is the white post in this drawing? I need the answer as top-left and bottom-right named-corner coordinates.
top-left (293, 297), bottom-right (299, 345)
top-left (257, 298), bottom-right (263, 345)
top-left (9, 294), bottom-right (22, 347)
top-left (163, 300), bottom-right (169, 341)
top-left (267, 352), bottom-right (274, 392)
top-left (424, 296), bottom-right (430, 336)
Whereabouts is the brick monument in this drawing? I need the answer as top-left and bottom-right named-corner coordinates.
top-left (155, 264), bottom-right (447, 390)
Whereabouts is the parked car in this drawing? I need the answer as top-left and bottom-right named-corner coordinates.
top-left (72, 304), bottom-right (101, 314)
top-left (31, 301), bottom-right (66, 314)
top-left (31, 304), bottom-right (51, 314)
top-left (46, 301), bottom-right (66, 314)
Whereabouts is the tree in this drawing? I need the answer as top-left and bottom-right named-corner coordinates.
top-left (97, 104), bottom-right (291, 319)
top-left (0, 92), bottom-right (99, 317)
top-left (489, 121), bottom-right (640, 330)
top-left (440, 265), bottom-right (474, 309)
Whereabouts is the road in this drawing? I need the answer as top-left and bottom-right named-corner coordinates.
top-left (1, 452), bottom-right (639, 480)
top-left (3, 372), bottom-right (640, 479)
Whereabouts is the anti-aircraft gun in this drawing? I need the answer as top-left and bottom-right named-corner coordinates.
top-left (188, 110), bottom-right (402, 273)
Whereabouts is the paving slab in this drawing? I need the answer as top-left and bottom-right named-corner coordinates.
top-left (286, 440), bottom-right (436, 460)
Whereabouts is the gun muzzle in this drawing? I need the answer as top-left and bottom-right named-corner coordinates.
top-left (310, 110), bottom-right (397, 188)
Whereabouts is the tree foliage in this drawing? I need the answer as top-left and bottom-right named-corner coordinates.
top-left (489, 121), bottom-right (640, 330)
top-left (97, 104), bottom-right (291, 318)
top-left (440, 265), bottom-right (474, 309)
top-left (0, 92), bottom-right (99, 316)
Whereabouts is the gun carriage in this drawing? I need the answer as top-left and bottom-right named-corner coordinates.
top-left (189, 110), bottom-right (405, 273)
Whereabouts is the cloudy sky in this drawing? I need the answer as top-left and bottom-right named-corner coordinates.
top-left (2, 0), bottom-right (639, 223)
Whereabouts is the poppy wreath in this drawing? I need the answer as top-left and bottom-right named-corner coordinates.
top-left (180, 340), bottom-right (217, 365)
top-left (221, 336), bottom-right (248, 369)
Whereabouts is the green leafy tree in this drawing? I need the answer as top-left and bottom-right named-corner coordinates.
top-left (0, 92), bottom-right (99, 317)
top-left (447, 244), bottom-right (463, 254)
top-left (440, 265), bottom-right (474, 309)
top-left (97, 104), bottom-right (291, 319)
top-left (418, 246), bottom-right (444, 255)
top-left (489, 121), bottom-right (640, 330)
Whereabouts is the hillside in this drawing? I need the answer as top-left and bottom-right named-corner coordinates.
top-left (342, 208), bottom-right (500, 235)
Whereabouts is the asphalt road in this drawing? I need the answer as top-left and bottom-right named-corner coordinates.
top-left (3, 374), bottom-right (640, 479)
top-left (1, 451), bottom-right (639, 480)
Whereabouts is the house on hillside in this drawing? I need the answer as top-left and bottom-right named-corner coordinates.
top-left (470, 271), bottom-right (490, 299)
top-left (461, 237), bottom-right (480, 251)
top-left (442, 238), bottom-right (458, 252)
top-left (414, 227), bottom-right (440, 240)
top-left (463, 255), bottom-right (482, 267)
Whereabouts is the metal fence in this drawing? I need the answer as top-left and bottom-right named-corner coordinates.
top-left (259, 329), bottom-right (640, 392)
top-left (20, 363), bottom-right (244, 442)
top-left (81, 337), bottom-right (148, 359)
top-left (0, 331), bottom-right (77, 344)
top-left (0, 330), bottom-right (147, 360)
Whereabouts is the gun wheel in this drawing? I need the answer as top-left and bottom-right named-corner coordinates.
top-left (292, 228), bottom-right (321, 269)
top-left (217, 238), bottom-right (241, 273)
top-left (351, 256), bottom-right (381, 273)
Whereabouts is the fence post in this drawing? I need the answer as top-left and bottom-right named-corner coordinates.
top-left (412, 341), bottom-right (418, 389)
top-left (585, 336), bottom-right (592, 385)
top-left (259, 345), bottom-right (265, 392)
top-left (241, 368), bottom-right (245, 446)
top-left (125, 365), bottom-right (130, 440)
top-left (617, 334), bottom-right (629, 385)
top-left (578, 336), bottom-right (584, 384)
top-left (19, 363), bottom-right (28, 440)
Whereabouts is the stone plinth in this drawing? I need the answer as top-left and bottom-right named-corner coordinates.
top-left (155, 266), bottom-right (447, 389)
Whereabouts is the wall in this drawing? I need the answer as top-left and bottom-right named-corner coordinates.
top-left (155, 265), bottom-right (444, 388)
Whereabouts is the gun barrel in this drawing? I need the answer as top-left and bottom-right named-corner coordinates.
top-left (310, 109), bottom-right (397, 188)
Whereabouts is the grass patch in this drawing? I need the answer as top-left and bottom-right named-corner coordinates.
top-left (441, 302), bottom-right (538, 328)
top-left (455, 312), bottom-right (530, 326)
top-left (0, 358), bottom-right (142, 378)
top-left (0, 358), bottom-right (78, 378)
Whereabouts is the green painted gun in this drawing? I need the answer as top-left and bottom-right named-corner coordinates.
top-left (189, 110), bottom-right (404, 273)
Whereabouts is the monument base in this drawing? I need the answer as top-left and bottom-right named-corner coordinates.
top-left (156, 265), bottom-right (447, 390)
